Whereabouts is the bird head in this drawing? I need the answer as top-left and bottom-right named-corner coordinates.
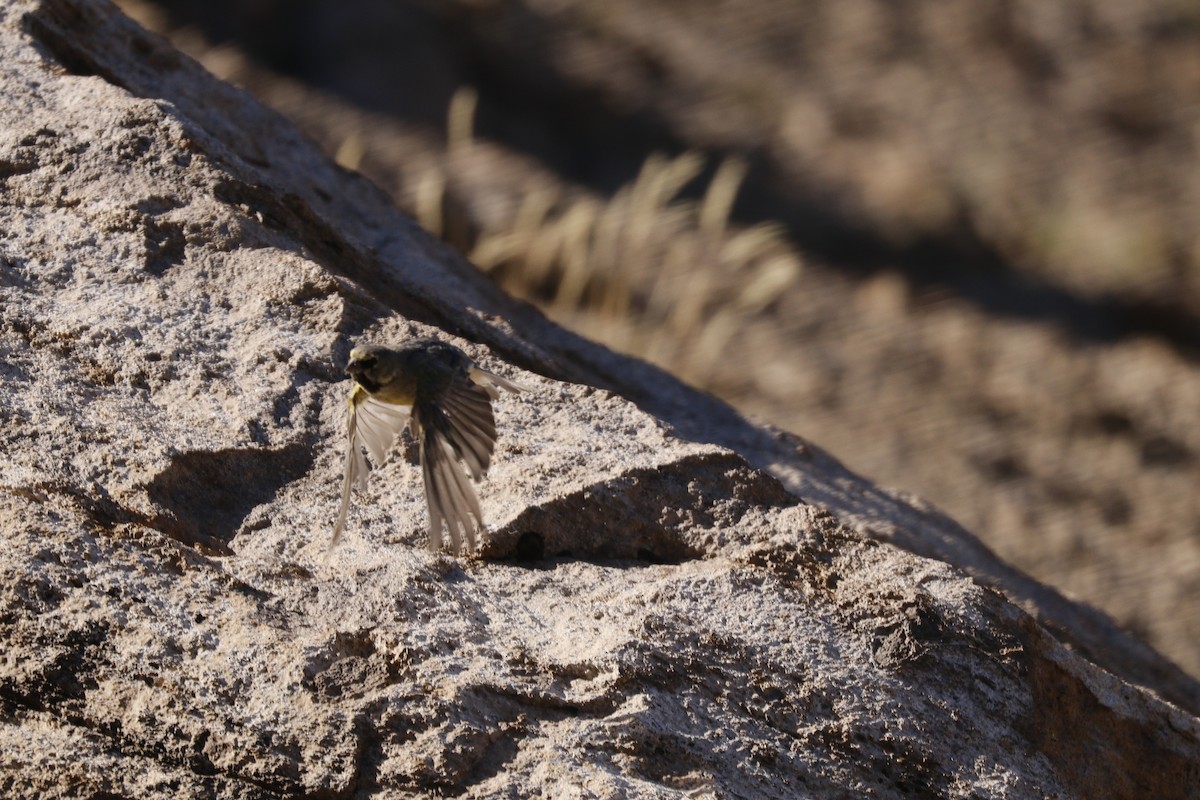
top-left (346, 346), bottom-right (378, 380)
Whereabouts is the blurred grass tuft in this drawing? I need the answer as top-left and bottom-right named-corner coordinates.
top-left (406, 88), bottom-right (802, 386)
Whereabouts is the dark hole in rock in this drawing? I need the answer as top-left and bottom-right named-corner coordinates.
top-left (514, 531), bottom-right (545, 562)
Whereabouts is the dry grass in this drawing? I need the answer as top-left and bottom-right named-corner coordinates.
top-left (402, 88), bottom-right (803, 387)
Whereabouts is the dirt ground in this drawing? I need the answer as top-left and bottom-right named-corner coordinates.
top-left (119, 0), bottom-right (1200, 679)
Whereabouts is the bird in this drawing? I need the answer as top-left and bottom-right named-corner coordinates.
top-left (330, 338), bottom-right (523, 555)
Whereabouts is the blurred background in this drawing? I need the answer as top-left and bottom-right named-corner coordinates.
top-left (116, 0), bottom-right (1200, 679)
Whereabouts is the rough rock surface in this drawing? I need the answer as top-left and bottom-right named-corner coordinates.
top-left (117, 0), bottom-right (1200, 680)
top-left (1, 1), bottom-right (1199, 797)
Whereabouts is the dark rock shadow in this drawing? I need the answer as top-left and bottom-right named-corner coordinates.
top-left (146, 443), bottom-right (313, 553)
top-left (483, 452), bottom-right (795, 564)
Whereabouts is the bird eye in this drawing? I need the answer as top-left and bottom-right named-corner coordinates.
top-left (348, 355), bottom-right (377, 372)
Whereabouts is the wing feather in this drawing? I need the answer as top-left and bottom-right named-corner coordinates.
top-left (355, 395), bottom-right (412, 465)
top-left (329, 388), bottom-right (411, 553)
top-left (436, 433), bottom-right (484, 551)
top-left (414, 385), bottom-right (493, 554)
top-left (439, 387), bottom-right (497, 479)
top-left (436, 437), bottom-right (484, 552)
top-left (419, 420), bottom-right (449, 553)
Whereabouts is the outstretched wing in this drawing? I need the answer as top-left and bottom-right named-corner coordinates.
top-left (330, 386), bottom-right (411, 551)
top-left (354, 391), bottom-right (413, 466)
top-left (414, 373), bottom-right (510, 554)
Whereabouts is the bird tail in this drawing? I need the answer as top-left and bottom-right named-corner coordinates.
top-left (469, 366), bottom-right (528, 399)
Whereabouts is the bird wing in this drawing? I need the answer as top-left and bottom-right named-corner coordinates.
top-left (354, 392), bottom-right (413, 466)
top-left (330, 385), bottom-right (411, 551)
top-left (414, 375), bottom-right (505, 554)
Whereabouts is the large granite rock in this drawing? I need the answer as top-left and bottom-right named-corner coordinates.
top-left (1, 1), bottom-right (1197, 796)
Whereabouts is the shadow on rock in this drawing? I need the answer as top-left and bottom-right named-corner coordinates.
top-left (146, 443), bottom-right (312, 554)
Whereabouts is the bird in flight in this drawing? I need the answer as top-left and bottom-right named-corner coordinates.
top-left (331, 338), bottom-right (523, 555)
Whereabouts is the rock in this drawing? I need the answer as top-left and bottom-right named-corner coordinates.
top-left (1, 1), bottom-right (1198, 797)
